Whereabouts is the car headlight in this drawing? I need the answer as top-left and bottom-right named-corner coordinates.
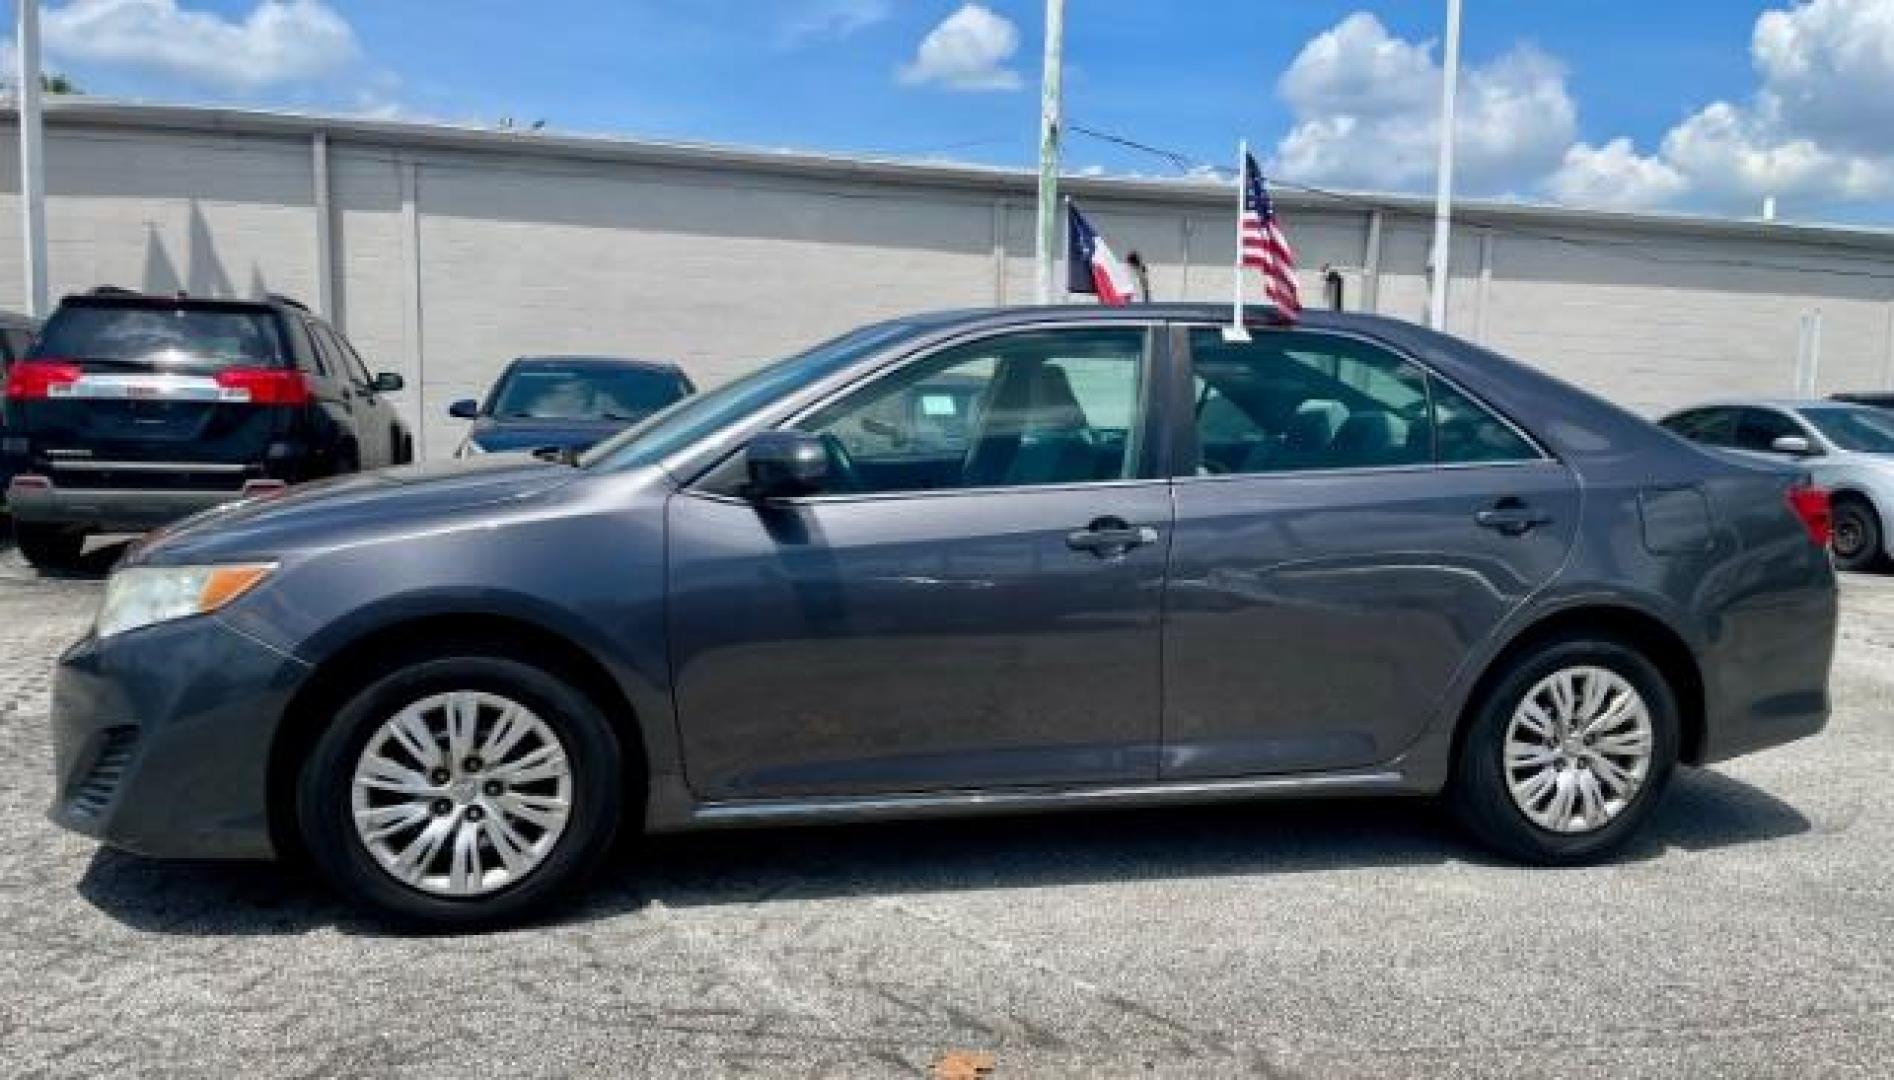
top-left (95, 563), bottom-right (276, 640)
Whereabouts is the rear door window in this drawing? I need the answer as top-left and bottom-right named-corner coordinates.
top-left (33, 304), bottom-right (287, 369)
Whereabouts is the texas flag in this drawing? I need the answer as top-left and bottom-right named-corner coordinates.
top-left (1066, 201), bottom-right (1141, 307)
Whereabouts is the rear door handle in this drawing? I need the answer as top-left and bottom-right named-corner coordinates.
top-left (1067, 516), bottom-right (1160, 556)
top-left (1476, 501), bottom-right (1552, 536)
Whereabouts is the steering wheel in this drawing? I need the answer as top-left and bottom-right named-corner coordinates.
top-left (819, 432), bottom-right (864, 493)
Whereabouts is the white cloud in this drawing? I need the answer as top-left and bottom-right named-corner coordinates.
top-left (41, 0), bottom-right (359, 92)
top-left (780, 0), bottom-right (890, 48)
top-left (1546, 138), bottom-right (1688, 210)
top-left (1271, 13), bottom-right (1575, 194)
top-left (1546, 0), bottom-right (1894, 214)
top-left (898, 3), bottom-right (1023, 92)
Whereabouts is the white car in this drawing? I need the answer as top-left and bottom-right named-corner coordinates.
top-left (1660, 398), bottom-right (1894, 571)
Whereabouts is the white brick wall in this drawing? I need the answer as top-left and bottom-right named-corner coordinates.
top-left (0, 108), bottom-right (1890, 459)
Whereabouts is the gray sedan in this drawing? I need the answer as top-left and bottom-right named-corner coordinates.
top-left (49, 305), bottom-right (1837, 927)
top-left (1659, 399), bottom-right (1894, 571)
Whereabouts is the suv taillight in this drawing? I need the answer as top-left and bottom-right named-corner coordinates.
top-left (1787, 483), bottom-right (1832, 548)
top-left (5, 359), bottom-right (81, 400)
top-left (215, 368), bottom-right (313, 406)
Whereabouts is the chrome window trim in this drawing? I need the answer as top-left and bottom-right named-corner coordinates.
top-left (48, 460), bottom-right (249, 474)
top-left (1174, 322), bottom-right (1555, 472)
top-left (683, 475), bottom-right (1171, 509)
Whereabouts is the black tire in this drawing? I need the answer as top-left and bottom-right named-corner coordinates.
top-left (14, 522), bottom-right (87, 572)
top-left (1449, 636), bottom-right (1680, 865)
top-left (1830, 496), bottom-right (1883, 573)
top-left (296, 651), bottom-right (624, 929)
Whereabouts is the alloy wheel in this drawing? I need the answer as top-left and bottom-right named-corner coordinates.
top-left (1502, 665), bottom-right (1654, 835)
top-left (349, 690), bottom-right (573, 897)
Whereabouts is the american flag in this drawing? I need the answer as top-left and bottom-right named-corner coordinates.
top-left (1240, 151), bottom-right (1301, 316)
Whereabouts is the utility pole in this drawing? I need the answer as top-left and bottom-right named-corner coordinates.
top-left (1427, 0), bottom-right (1462, 331)
top-left (1033, 0), bottom-right (1065, 305)
top-left (17, 0), bottom-right (48, 316)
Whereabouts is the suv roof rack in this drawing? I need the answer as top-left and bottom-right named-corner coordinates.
top-left (266, 293), bottom-right (310, 312)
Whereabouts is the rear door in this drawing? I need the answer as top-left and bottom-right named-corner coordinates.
top-left (1161, 325), bottom-right (1581, 778)
top-left (312, 323), bottom-right (393, 468)
top-left (18, 298), bottom-right (294, 483)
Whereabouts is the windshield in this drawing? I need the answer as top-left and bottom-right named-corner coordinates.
top-left (1799, 405), bottom-right (1894, 453)
top-left (579, 321), bottom-right (925, 470)
top-left (34, 304), bottom-right (286, 369)
top-left (489, 364), bottom-right (685, 422)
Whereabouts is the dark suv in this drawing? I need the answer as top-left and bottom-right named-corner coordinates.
top-left (2, 290), bottom-right (411, 570)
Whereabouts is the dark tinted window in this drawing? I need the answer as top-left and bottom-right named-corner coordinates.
top-left (798, 328), bottom-right (1147, 493)
top-left (330, 330), bottom-right (376, 387)
top-left (1432, 379), bottom-right (1538, 463)
top-left (1734, 408), bottom-right (1805, 452)
top-left (1661, 408), bottom-right (1737, 446)
top-left (33, 304), bottom-right (286, 368)
top-left (1188, 330), bottom-right (1430, 474)
top-left (490, 365), bottom-right (688, 422)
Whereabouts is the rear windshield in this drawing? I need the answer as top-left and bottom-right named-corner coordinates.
top-left (31, 304), bottom-right (287, 369)
top-left (489, 365), bottom-right (687, 422)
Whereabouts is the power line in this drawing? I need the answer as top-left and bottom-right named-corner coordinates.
top-left (1066, 121), bottom-right (1894, 285)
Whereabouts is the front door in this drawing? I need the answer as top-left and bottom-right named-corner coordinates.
top-left (667, 325), bottom-right (1170, 800)
top-left (1162, 326), bottom-right (1581, 778)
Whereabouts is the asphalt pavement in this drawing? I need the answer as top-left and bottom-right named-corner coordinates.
top-left (0, 538), bottom-right (1888, 1078)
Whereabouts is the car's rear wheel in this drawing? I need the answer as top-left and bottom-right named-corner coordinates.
top-left (297, 652), bottom-right (623, 928)
top-left (1830, 496), bottom-right (1883, 572)
top-left (14, 523), bottom-right (87, 572)
top-left (1449, 636), bottom-right (1679, 864)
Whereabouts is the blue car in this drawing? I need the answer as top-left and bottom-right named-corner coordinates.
top-left (451, 356), bottom-right (693, 458)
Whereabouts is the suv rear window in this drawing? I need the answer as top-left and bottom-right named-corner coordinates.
top-left (32, 303), bottom-right (287, 369)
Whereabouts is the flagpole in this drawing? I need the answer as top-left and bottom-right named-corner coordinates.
top-left (1226, 139), bottom-right (1249, 342)
top-left (1033, 0), bottom-right (1066, 305)
top-left (1428, 0), bottom-right (1463, 331)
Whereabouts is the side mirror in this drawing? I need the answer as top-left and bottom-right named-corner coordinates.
top-left (373, 372), bottom-right (405, 393)
top-left (1771, 435), bottom-right (1814, 456)
top-left (448, 398), bottom-right (479, 420)
top-left (744, 430), bottom-right (829, 499)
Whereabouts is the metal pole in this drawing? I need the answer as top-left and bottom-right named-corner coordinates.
top-left (17, 0), bottom-right (48, 316)
top-left (1427, 0), bottom-right (1462, 331)
top-left (1033, 0), bottom-right (1064, 304)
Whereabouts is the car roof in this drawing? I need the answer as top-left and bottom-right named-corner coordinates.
top-left (507, 355), bottom-right (683, 373)
top-left (53, 288), bottom-right (311, 316)
top-left (1661, 398), bottom-right (1858, 415)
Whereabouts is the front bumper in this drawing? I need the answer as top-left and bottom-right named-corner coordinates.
top-left (48, 613), bottom-right (310, 859)
top-left (9, 483), bottom-right (245, 532)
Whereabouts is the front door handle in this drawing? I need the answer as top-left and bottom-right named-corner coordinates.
top-left (1067, 516), bottom-right (1160, 557)
top-left (1476, 500), bottom-right (1552, 536)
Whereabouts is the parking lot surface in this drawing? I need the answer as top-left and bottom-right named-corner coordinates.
top-left (0, 541), bottom-right (1890, 1079)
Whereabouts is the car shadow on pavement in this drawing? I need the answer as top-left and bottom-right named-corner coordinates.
top-left (73, 764), bottom-right (1810, 937)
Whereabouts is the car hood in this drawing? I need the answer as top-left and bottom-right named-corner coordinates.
top-left (133, 455), bottom-right (582, 565)
top-left (469, 417), bottom-right (632, 453)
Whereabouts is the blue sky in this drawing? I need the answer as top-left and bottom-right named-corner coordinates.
top-left (12, 1), bottom-right (1894, 224)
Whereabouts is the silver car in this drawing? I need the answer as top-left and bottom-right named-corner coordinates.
top-left (1659, 399), bottom-right (1894, 570)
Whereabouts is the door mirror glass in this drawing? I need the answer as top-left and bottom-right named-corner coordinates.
top-left (373, 371), bottom-right (405, 393)
top-left (1771, 435), bottom-right (1813, 456)
top-left (448, 398), bottom-right (479, 420)
top-left (745, 430), bottom-right (830, 498)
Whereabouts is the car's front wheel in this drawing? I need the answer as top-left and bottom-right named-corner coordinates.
top-left (1830, 496), bottom-right (1883, 572)
top-left (297, 651), bottom-right (624, 928)
top-left (1449, 636), bottom-right (1679, 864)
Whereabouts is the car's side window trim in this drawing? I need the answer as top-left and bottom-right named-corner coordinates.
top-left (684, 321), bottom-right (1168, 502)
top-left (1168, 322), bottom-right (1554, 480)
